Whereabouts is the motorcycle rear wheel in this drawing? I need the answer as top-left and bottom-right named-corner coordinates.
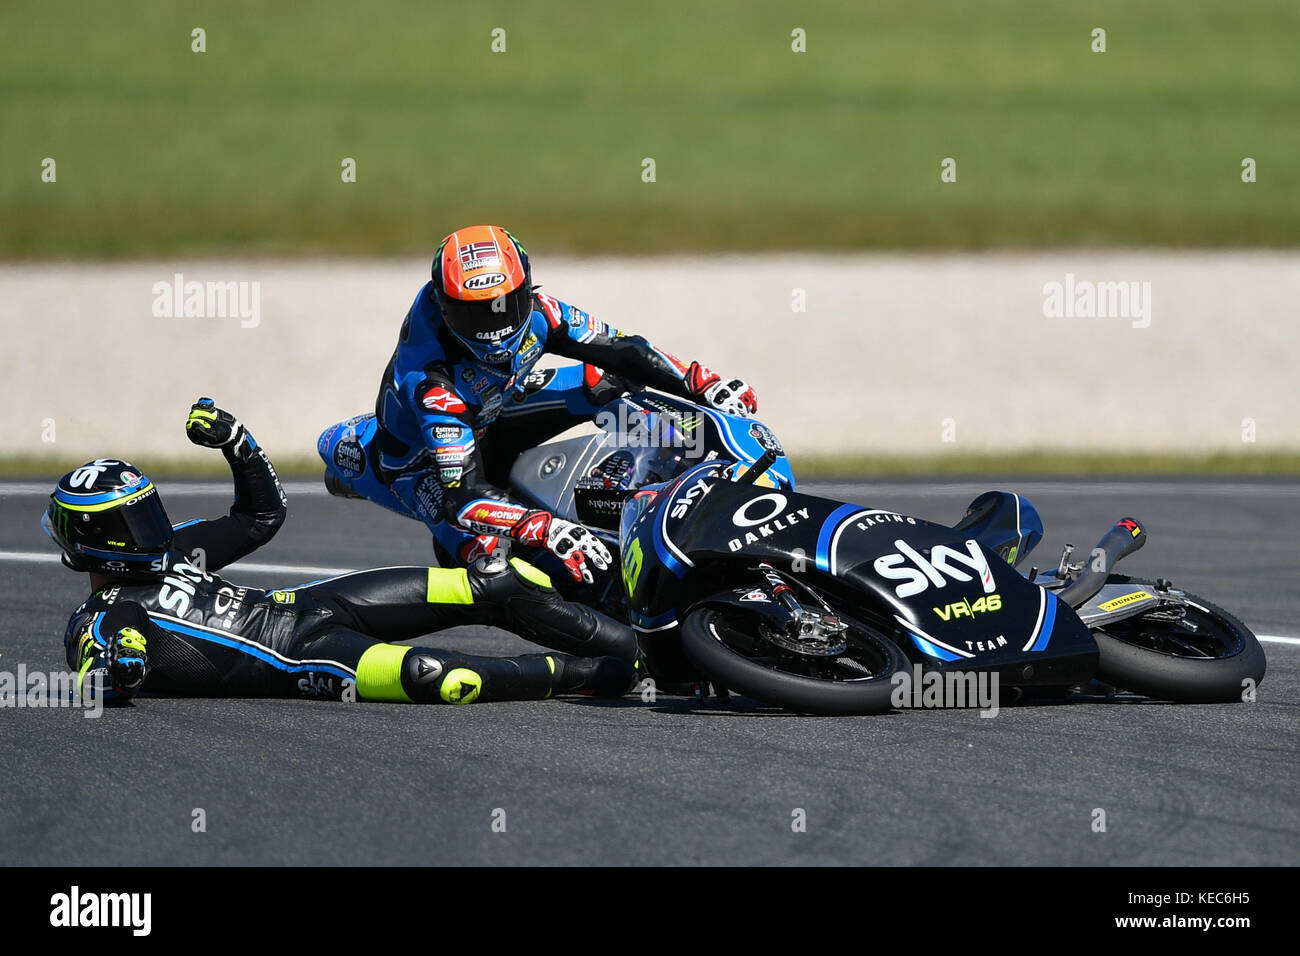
top-left (680, 606), bottom-right (907, 715)
top-left (1092, 576), bottom-right (1266, 703)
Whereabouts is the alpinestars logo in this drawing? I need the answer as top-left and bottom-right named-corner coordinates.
top-left (874, 539), bottom-right (995, 599)
top-left (515, 513), bottom-right (550, 545)
top-left (421, 388), bottom-right (466, 414)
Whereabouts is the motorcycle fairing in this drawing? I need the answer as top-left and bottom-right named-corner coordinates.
top-left (631, 479), bottom-right (1095, 681)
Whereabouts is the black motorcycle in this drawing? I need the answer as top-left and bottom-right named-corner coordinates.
top-left (504, 392), bottom-right (1266, 714)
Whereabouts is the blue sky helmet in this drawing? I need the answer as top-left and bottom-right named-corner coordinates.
top-left (43, 459), bottom-right (174, 576)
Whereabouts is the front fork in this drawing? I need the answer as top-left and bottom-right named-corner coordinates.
top-left (748, 563), bottom-right (849, 657)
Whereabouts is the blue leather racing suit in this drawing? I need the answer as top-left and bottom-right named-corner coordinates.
top-left (318, 283), bottom-right (727, 567)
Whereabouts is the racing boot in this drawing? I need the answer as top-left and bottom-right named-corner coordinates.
top-left (467, 551), bottom-right (641, 666)
top-left (377, 647), bottom-right (630, 703)
top-left (323, 469), bottom-right (362, 499)
top-left (539, 653), bottom-right (639, 698)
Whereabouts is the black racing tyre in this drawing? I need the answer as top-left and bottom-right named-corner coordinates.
top-left (680, 606), bottom-right (908, 715)
top-left (1092, 577), bottom-right (1266, 703)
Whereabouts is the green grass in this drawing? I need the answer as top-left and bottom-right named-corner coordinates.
top-left (2, 0), bottom-right (1298, 256)
top-left (792, 450), bottom-right (1300, 479)
top-left (5, 451), bottom-right (1299, 481)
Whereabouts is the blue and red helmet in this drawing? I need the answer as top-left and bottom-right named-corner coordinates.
top-left (42, 459), bottom-right (174, 576)
top-left (431, 224), bottom-right (534, 369)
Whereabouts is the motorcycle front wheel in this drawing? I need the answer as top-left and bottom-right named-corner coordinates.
top-left (680, 605), bottom-right (908, 715)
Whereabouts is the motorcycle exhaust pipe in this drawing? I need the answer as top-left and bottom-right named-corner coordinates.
top-left (1054, 517), bottom-right (1147, 608)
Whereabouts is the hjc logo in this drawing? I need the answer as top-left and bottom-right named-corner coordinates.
top-left (874, 538), bottom-right (995, 599)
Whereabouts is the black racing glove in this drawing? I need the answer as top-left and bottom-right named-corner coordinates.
top-left (186, 397), bottom-right (246, 450)
top-left (79, 626), bottom-right (150, 705)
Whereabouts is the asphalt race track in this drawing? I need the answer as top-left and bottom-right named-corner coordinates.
top-left (2, 478), bottom-right (1296, 866)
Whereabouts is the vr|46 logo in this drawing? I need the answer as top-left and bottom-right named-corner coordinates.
top-left (933, 593), bottom-right (1002, 622)
top-left (874, 538), bottom-right (995, 599)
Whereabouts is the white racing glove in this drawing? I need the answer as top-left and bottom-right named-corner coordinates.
top-left (511, 510), bottom-right (612, 584)
top-left (685, 361), bottom-right (759, 418)
top-left (702, 378), bottom-right (758, 417)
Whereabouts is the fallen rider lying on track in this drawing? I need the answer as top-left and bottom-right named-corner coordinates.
top-left (42, 399), bottom-right (639, 706)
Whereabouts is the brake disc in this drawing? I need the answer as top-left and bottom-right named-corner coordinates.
top-left (758, 613), bottom-right (849, 658)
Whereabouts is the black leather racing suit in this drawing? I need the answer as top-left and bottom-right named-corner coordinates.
top-left (64, 436), bottom-right (637, 704)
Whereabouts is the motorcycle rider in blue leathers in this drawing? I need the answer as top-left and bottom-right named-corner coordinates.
top-left (319, 224), bottom-right (759, 584)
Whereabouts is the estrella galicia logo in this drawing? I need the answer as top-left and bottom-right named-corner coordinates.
top-left (413, 474), bottom-right (443, 518)
top-left (749, 422), bottom-right (784, 455)
top-left (332, 437), bottom-right (366, 477)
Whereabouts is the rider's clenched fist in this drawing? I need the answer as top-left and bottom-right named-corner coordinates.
top-left (186, 398), bottom-right (246, 450)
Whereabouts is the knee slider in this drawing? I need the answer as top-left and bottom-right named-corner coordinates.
top-left (401, 651), bottom-right (451, 703)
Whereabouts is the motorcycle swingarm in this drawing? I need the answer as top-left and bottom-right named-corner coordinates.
top-left (1074, 580), bottom-right (1188, 629)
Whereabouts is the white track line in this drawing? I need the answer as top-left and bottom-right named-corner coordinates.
top-left (0, 481), bottom-right (324, 497)
top-left (0, 550), bottom-right (354, 578)
top-left (1, 479), bottom-right (1298, 498)
top-left (800, 480), bottom-right (1300, 498)
top-left (1, 548), bottom-right (1295, 646)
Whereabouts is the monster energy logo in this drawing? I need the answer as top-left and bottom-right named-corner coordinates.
top-left (593, 404), bottom-right (705, 458)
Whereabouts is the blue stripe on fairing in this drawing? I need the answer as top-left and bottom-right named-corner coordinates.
top-left (1030, 592), bottom-right (1057, 652)
top-left (631, 609), bottom-right (676, 629)
top-left (909, 633), bottom-right (964, 662)
top-left (815, 503), bottom-right (861, 572)
top-left (651, 460), bottom-right (718, 580)
top-left (651, 496), bottom-right (688, 578)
